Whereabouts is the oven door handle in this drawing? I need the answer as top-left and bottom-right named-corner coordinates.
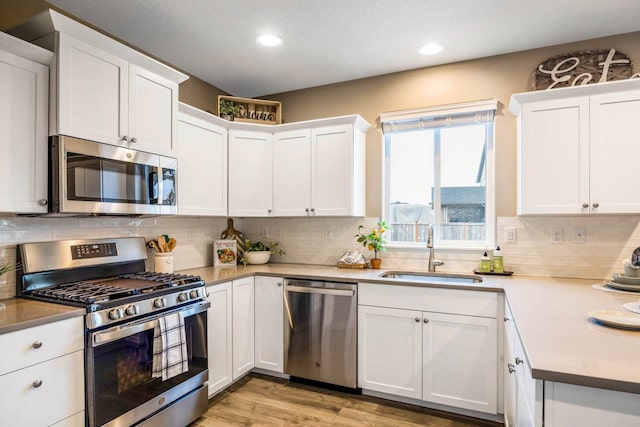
top-left (91, 301), bottom-right (210, 347)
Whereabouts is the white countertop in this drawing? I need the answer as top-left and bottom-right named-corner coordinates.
top-left (180, 263), bottom-right (640, 394)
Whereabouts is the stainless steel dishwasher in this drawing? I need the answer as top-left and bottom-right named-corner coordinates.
top-left (283, 279), bottom-right (358, 388)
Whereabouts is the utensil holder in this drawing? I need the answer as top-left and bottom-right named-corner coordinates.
top-left (154, 252), bottom-right (174, 273)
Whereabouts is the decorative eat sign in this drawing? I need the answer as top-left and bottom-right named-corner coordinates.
top-left (533, 48), bottom-right (639, 90)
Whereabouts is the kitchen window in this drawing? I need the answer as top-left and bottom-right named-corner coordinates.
top-left (381, 100), bottom-right (497, 249)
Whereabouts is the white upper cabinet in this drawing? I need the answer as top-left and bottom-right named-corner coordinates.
top-left (272, 115), bottom-right (369, 217)
top-left (176, 103), bottom-right (228, 216)
top-left (10, 9), bottom-right (187, 156)
top-left (228, 129), bottom-right (273, 217)
top-left (272, 129), bottom-right (312, 216)
top-left (510, 79), bottom-right (640, 215)
top-left (0, 32), bottom-right (51, 213)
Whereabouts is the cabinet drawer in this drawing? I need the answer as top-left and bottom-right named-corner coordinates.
top-left (358, 282), bottom-right (498, 318)
top-left (0, 350), bottom-right (85, 426)
top-left (0, 317), bottom-right (84, 375)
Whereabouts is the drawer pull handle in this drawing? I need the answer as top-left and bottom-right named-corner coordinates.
top-left (32, 341), bottom-right (43, 349)
top-left (515, 357), bottom-right (524, 365)
top-left (32, 379), bottom-right (43, 388)
top-left (508, 363), bottom-right (515, 374)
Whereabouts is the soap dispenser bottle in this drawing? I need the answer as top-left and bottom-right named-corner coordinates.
top-left (493, 246), bottom-right (504, 273)
top-left (480, 251), bottom-right (491, 273)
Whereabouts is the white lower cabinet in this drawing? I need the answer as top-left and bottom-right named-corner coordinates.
top-left (206, 281), bottom-right (233, 396)
top-left (0, 317), bottom-right (85, 426)
top-left (254, 276), bottom-right (284, 373)
top-left (232, 277), bottom-right (255, 380)
top-left (358, 283), bottom-right (498, 415)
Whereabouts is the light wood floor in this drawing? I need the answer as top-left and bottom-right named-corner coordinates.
top-left (192, 374), bottom-right (503, 426)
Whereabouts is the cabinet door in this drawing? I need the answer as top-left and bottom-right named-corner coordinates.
top-left (128, 64), bottom-right (178, 155)
top-left (57, 33), bottom-right (128, 146)
top-left (358, 305), bottom-right (422, 399)
top-left (0, 350), bottom-right (84, 427)
top-left (422, 312), bottom-right (497, 414)
top-left (254, 276), bottom-right (284, 372)
top-left (206, 282), bottom-right (233, 396)
top-left (0, 47), bottom-right (49, 212)
top-left (518, 97), bottom-right (589, 214)
top-left (228, 130), bottom-right (273, 216)
top-left (311, 124), bottom-right (361, 216)
top-left (589, 89), bottom-right (640, 214)
top-left (176, 111), bottom-right (227, 216)
top-left (232, 277), bottom-right (255, 380)
top-left (272, 129), bottom-right (311, 216)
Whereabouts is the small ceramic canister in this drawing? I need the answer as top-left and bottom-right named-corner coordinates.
top-left (154, 252), bottom-right (174, 274)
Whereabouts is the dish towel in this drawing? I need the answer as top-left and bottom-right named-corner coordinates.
top-left (152, 312), bottom-right (189, 381)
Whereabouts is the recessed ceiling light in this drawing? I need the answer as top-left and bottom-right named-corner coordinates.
top-left (419, 43), bottom-right (444, 55)
top-left (256, 34), bottom-right (283, 47)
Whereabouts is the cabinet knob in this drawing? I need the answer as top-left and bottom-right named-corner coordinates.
top-left (277, 282), bottom-right (282, 287)
top-left (38, 199), bottom-right (48, 206)
top-left (515, 357), bottom-right (524, 365)
top-left (310, 208), bottom-right (315, 213)
top-left (305, 208), bottom-right (309, 213)
top-left (122, 135), bottom-right (129, 142)
top-left (268, 209), bottom-right (272, 214)
top-left (32, 341), bottom-right (43, 349)
top-left (592, 203), bottom-right (599, 208)
top-left (414, 317), bottom-right (420, 323)
top-left (423, 318), bottom-right (429, 323)
top-left (130, 137), bottom-right (137, 144)
top-left (32, 379), bottom-right (43, 388)
top-left (582, 203), bottom-right (589, 209)
top-left (508, 363), bottom-right (515, 374)
top-left (504, 316), bottom-right (510, 322)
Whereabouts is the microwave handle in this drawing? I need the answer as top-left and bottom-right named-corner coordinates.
top-left (157, 166), bottom-right (164, 205)
top-left (148, 169), bottom-right (158, 204)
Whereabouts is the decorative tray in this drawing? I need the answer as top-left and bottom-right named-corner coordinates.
top-left (473, 270), bottom-right (514, 276)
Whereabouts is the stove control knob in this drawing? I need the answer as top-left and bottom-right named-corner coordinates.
top-left (153, 297), bottom-right (166, 309)
top-left (189, 289), bottom-right (200, 299)
top-left (177, 292), bottom-right (189, 302)
top-left (125, 304), bottom-right (139, 316)
top-left (108, 308), bottom-right (124, 320)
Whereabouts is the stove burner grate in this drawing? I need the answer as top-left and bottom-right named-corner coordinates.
top-left (31, 281), bottom-right (135, 304)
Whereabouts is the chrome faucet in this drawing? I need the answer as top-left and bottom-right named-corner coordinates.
top-left (427, 224), bottom-right (444, 272)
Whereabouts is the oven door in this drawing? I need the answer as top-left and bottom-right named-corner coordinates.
top-left (52, 135), bottom-right (177, 215)
top-left (87, 301), bottom-right (209, 427)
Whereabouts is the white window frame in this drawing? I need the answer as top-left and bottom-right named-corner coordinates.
top-left (381, 99), bottom-right (497, 250)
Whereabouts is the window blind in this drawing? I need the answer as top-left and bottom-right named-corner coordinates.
top-left (380, 99), bottom-right (498, 134)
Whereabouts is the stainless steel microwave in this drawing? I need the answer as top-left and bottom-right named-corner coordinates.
top-left (49, 136), bottom-right (177, 215)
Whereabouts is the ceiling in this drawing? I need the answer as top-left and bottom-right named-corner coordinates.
top-left (47, 0), bottom-right (640, 98)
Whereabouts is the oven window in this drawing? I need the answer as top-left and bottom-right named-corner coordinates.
top-left (89, 311), bottom-right (207, 427)
top-left (67, 152), bottom-right (156, 204)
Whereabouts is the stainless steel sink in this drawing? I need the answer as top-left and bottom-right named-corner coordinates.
top-left (379, 271), bottom-right (482, 284)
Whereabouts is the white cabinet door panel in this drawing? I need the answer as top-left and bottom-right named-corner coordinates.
top-left (232, 277), bottom-right (255, 379)
top-left (254, 276), bottom-right (284, 372)
top-left (129, 64), bottom-right (177, 155)
top-left (423, 312), bottom-right (497, 414)
top-left (589, 89), bottom-right (640, 214)
top-left (0, 47), bottom-right (48, 213)
top-left (519, 97), bottom-right (589, 215)
top-left (58, 33), bottom-right (128, 146)
top-left (311, 125), bottom-right (354, 216)
top-left (206, 282), bottom-right (233, 396)
top-left (358, 305), bottom-right (422, 399)
top-left (177, 108), bottom-right (227, 216)
top-left (228, 130), bottom-right (273, 216)
top-left (273, 130), bottom-right (311, 216)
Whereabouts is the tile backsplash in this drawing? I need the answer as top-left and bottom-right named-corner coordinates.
top-left (2, 214), bottom-right (637, 299)
top-left (0, 216), bottom-right (234, 299)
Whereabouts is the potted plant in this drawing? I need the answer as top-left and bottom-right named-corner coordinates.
top-left (355, 220), bottom-right (387, 269)
top-left (219, 99), bottom-right (242, 121)
top-left (241, 240), bottom-right (285, 265)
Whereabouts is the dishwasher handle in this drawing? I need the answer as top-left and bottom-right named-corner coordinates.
top-left (285, 284), bottom-right (354, 297)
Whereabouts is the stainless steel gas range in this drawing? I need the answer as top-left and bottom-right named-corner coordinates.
top-left (17, 237), bottom-right (209, 427)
